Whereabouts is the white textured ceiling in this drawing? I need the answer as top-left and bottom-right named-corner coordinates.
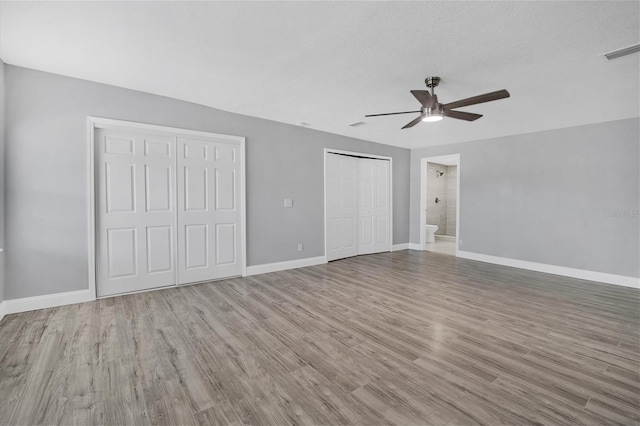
top-left (1, 1), bottom-right (638, 149)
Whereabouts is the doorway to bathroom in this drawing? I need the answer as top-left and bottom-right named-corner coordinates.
top-left (420, 154), bottom-right (460, 256)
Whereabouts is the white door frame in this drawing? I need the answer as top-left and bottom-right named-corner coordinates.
top-left (87, 116), bottom-right (247, 299)
top-left (324, 148), bottom-right (393, 262)
top-left (420, 154), bottom-right (460, 254)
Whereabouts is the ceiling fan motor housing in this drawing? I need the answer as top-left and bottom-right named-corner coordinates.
top-left (425, 76), bottom-right (441, 88)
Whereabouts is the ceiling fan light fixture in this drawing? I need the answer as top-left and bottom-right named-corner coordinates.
top-left (422, 109), bottom-right (443, 122)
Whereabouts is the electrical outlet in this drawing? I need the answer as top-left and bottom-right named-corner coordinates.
top-left (284, 198), bottom-right (293, 208)
top-left (297, 243), bottom-right (303, 252)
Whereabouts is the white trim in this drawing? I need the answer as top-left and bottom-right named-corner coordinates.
top-left (87, 117), bottom-right (247, 299)
top-left (324, 148), bottom-right (394, 262)
top-left (323, 150), bottom-right (327, 263)
top-left (389, 157), bottom-right (394, 254)
top-left (172, 138), bottom-right (180, 286)
top-left (457, 251), bottom-right (640, 289)
top-left (408, 243), bottom-right (423, 251)
top-left (87, 118), bottom-right (97, 301)
top-left (245, 256), bottom-right (327, 276)
top-left (420, 154), bottom-right (460, 254)
top-left (240, 138), bottom-right (247, 277)
top-left (392, 243), bottom-right (409, 251)
top-left (324, 148), bottom-right (393, 161)
top-left (89, 116), bottom-right (245, 142)
top-left (0, 290), bottom-right (95, 317)
top-left (0, 253), bottom-right (321, 317)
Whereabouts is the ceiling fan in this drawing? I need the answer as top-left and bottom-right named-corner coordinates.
top-left (365, 77), bottom-right (510, 129)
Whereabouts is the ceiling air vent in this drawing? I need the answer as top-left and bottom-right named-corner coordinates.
top-left (602, 44), bottom-right (640, 61)
top-left (348, 121), bottom-right (365, 127)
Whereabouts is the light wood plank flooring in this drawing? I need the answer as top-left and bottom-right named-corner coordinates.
top-left (1, 250), bottom-right (639, 425)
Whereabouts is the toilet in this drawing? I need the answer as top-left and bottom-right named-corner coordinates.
top-left (425, 224), bottom-right (439, 243)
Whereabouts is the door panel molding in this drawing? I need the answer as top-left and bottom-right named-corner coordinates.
top-left (325, 153), bottom-right (359, 261)
top-left (96, 127), bottom-right (176, 296)
top-left (176, 136), bottom-right (243, 284)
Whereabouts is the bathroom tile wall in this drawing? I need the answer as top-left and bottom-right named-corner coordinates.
top-left (426, 162), bottom-right (457, 236)
top-left (446, 165), bottom-right (457, 236)
top-left (426, 162), bottom-right (448, 235)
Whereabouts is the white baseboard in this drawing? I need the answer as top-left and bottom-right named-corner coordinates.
top-left (1, 256), bottom-right (324, 318)
top-left (0, 289), bottom-right (96, 318)
top-left (245, 256), bottom-right (327, 276)
top-left (408, 243), bottom-right (423, 251)
top-left (391, 243), bottom-right (409, 251)
top-left (457, 250), bottom-right (640, 289)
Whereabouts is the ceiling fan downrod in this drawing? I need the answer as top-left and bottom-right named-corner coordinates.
top-left (425, 76), bottom-right (440, 96)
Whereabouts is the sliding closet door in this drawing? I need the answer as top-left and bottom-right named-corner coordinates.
top-left (95, 120), bottom-right (245, 298)
top-left (358, 158), bottom-right (391, 255)
top-left (326, 152), bottom-right (391, 261)
top-left (176, 137), bottom-right (242, 284)
top-left (326, 153), bottom-right (358, 261)
top-left (96, 128), bottom-right (176, 297)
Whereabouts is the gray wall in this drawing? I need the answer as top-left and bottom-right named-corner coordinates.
top-left (4, 65), bottom-right (410, 300)
top-left (411, 118), bottom-right (640, 278)
top-left (0, 60), bottom-right (5, 304)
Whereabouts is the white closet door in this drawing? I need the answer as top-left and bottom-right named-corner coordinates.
top-left (326, 153), bottom-right (358, 261)
top-left (358, 158), bottom-right (391, 255)
top-left (96, 128), bottom-right (176, 297)
top-left (177, 137), bottom-right (242, 284)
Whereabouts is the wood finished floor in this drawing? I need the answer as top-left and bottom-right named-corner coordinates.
top-left (0, 250), bottom-right (639, 426)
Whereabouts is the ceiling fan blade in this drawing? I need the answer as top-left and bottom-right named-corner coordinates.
top-left (444, 110), bottom-right (483, 121)
top-left (401, 115), bottom-right (424, 129)
top-left (365, 110), bottom-right (421, 117)
top-left (443, 89), bottom-right (510, 110)
top-left (410, 90), bottom-right (433, 108)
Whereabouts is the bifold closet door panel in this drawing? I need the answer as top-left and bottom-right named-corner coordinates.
top-left (96, 128), bottom-right (177, 297)
top-left (358, 158), bottom-right (391, 255)
top-left (177, 137), bottom-right (242, 284)
top-left (326, 153), bottom-right (358, 261)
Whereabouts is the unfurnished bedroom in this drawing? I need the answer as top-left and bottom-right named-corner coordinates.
top-left (0, 1), bottom-right (638, 425)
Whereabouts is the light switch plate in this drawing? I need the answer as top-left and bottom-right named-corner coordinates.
top-left (284, 198), bottom-right (293, 208)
